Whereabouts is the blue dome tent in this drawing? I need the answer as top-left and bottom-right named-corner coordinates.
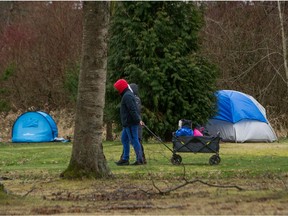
top-left (12, 111), bottom-right (58, 143)
top-left (206, 90), bottom-right (277, 143)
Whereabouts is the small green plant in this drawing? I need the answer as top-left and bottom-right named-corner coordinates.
top-left (0, 99), bottom-right (10, 112)
top-left (64, 63), bottom-right (80, 102)
top-left (2, 63), bottom-right (16, 81)
top-left (0, 88), bottom-right (7, 94)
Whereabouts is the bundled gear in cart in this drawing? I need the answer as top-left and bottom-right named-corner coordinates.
top-left (171, 119), bottom-right (221, 165)
top-left (175, 119), bottom-right (193, 137)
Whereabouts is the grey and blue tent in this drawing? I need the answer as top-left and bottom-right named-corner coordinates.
top-left (206, 90), bottom-right (277, 143)
top-left (12, 111), bottom-right (58, 143)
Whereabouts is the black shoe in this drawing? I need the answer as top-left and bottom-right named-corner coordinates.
top-left (115, 159), bottom-right (129, 166)
top-left (131, 161), bottom-right (144, 166)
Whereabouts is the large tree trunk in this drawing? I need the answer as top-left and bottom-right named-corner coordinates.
top-left (61, 1), bottom-right (111, 179)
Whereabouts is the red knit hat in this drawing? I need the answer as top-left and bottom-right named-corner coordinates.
top-left (114, 79), bottom-right (128, 94)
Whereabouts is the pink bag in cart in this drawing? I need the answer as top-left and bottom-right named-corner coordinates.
top-left (193, 128), bottom-right (203, 137)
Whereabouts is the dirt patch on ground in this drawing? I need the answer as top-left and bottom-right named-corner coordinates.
top-left (1, 177), bottom-right (288, 215)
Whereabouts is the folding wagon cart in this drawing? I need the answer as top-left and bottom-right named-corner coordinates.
top-left (170, 133), bottom-right (221, 165)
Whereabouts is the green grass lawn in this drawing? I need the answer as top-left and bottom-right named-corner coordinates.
top-left (1, 140), bottom-right (288, 180)
top-left (1, 140), bottom-right (288, 215)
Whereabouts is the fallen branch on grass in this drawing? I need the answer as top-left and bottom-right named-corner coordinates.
top-left (23, 186), bottom-right (36, 197)
top-left (151, 178), bottom-right (244, 195)
top-left (145, 165), bottom-right (244, 195)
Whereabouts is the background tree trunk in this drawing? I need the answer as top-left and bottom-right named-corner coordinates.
top-left (106, 122), bottom-right (114, 141)
top-left (61, 1), bottom-right (111, 179)
top-left (277, 1), bottom-right (288, 89)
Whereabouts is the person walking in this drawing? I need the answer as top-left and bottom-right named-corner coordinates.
top-left (119, 83), bottom-right (146, 164)
top-left (114, 79), bottom-right (144, 165)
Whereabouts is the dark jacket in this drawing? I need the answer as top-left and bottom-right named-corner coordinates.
top-left (120, 88), bottom-right (141, 127)
top-left (130, 83), bottom-right (142, 139)
top-left (130, 83), bottom-right (141, 114)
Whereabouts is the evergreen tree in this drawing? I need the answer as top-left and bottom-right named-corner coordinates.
top-left (107, 2), bottom-right (218, 141)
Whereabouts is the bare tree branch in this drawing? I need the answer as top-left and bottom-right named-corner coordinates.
top-left (22, 186), bottom-right (36, 197)
top-left (143, 164), bottom-right (244, 196)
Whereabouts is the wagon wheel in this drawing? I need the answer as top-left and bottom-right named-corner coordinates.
top-left (209, 155), bottom-right (221, 165)
top-left (171, 154), bottom-right (182, 165)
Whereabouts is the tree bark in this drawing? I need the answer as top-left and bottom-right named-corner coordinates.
top-left (61, 1), bottom-right (111, 179)
top-left (106, 122), bottom-right (114, 141)
top-left (277, 1), bottom-right (288, 90)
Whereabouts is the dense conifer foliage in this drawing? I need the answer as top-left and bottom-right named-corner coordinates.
top-left (107, 2), bottom-right (218, 140)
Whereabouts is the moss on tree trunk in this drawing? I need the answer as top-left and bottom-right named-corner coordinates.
top-left (61, 161), bottom-right (112, 179)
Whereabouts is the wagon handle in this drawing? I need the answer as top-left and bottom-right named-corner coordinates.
top-left (143, 124), bottom-right (173, 152)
